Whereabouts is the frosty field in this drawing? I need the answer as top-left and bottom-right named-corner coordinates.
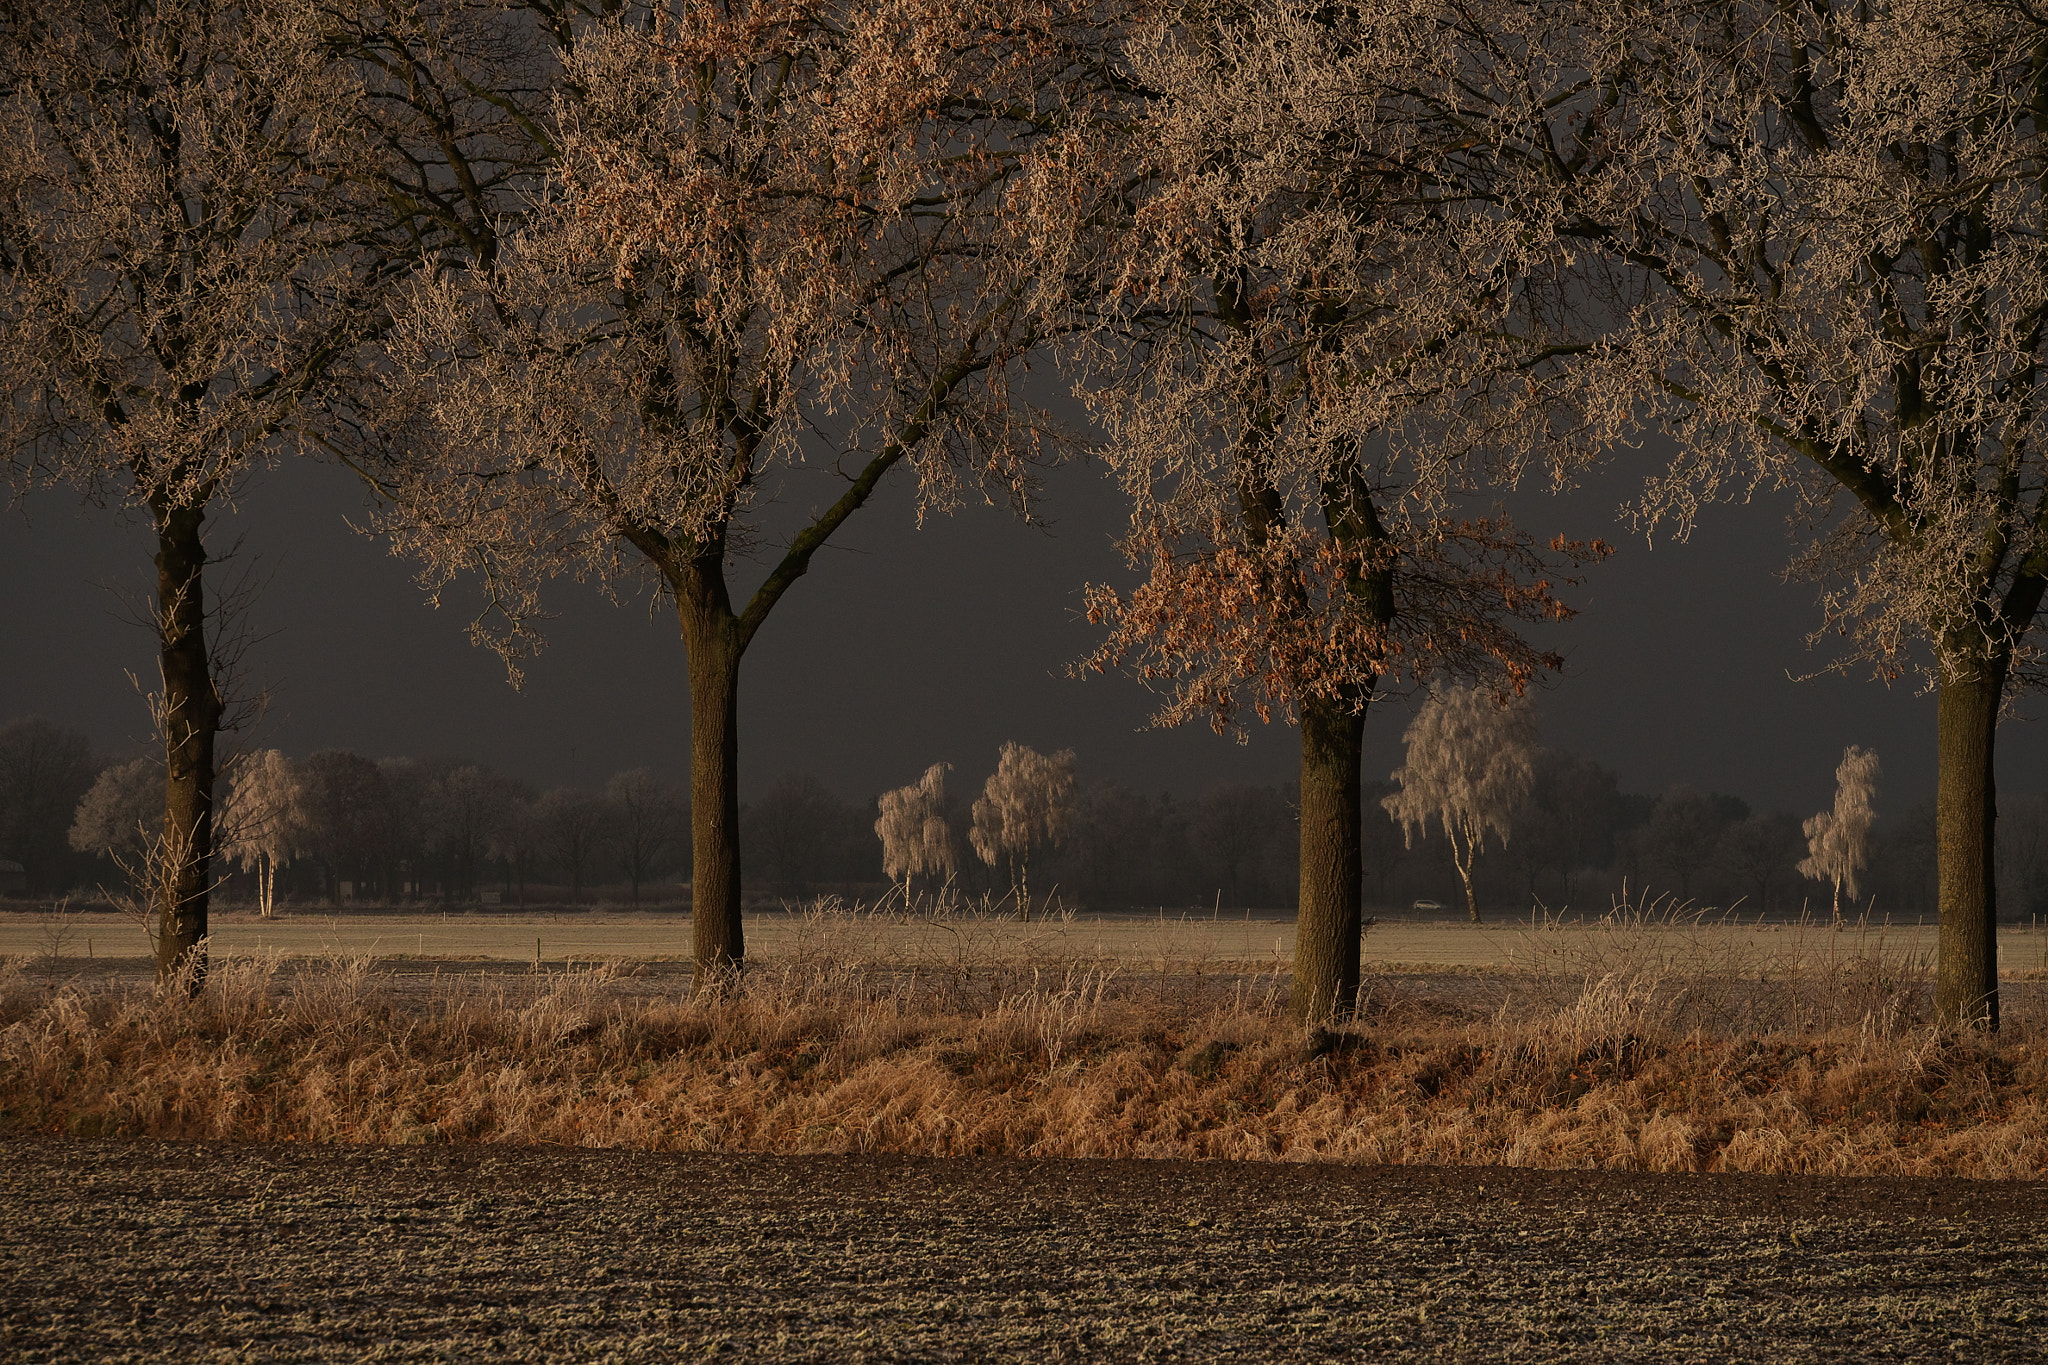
top-left (7, 904), bottom-right (2033, 982)
top-left (5, 1138), bottom-right (2046, 1363)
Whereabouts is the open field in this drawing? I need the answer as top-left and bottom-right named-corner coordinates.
top-left (10, 904), bottom-right (2048, 980)
top-left (9, 906), bottom-right (2048, 1359)
top-left (5, 1138), bottom-right (2046, 1362)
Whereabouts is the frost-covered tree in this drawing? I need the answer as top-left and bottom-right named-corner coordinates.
top-left (371, 0), bottom-right (1125, 987)
top-left (68, 756), bottom-right (164, 898)
top-left (1383, 687), bottom-right (1537, 926)
top-left (220, 749), bottom-right (311, 918)
top-left (0, 0), bottom-right (386, 983)
top-left (1478, 0), bottom-right (2048, 1026)
top-left (969, 743), bottom-right (1075, 917)
top-left (1800, 747), bottom-right (1882, 924)
top-left (1078, 0), bottom-right (1606, 1017)
top-left (875, 764), bottom-right (958, 902)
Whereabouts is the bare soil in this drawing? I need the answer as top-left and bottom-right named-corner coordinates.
top-left (4, 1137), bottom-right (2045, 1361)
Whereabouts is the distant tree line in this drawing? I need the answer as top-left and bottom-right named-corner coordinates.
top-left (14, 714), bottom-right (2037, 920)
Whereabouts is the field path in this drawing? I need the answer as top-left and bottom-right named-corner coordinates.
top-left (4, 1137), bottom-right (2045, 1361)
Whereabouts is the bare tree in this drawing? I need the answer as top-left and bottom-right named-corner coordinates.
top-left (607, 767), bottom-right (685, 906)
top-left (426, 764), bottom-right (524, 903)
top-left (297, 749), bottom-right (390, 901)
top-left (876, 763), bottom-right (958, 903)
top-left (1800, 747), bottom-right (1882, 924)
top-left (0, 718), bottom-right (98, 894)
top-left (534, 788), bottom-right (609, 906)
top-left (370, 0), bottom-right (1122, 988)
top-left (1383, 686), bottom-right (1537, 925)
top-left (0, 0), bottom-right (387, 983)
top-left (969, 743), bottom-right (1075, 917)
top-left (220, 749), bottom-right (311, 918)
top-left (1718, 814), bottom-right (1808, 915)
top-left (485, 789), bottom-right (543, 907)
top-left (1640, 789), bottom-right (1745, 903)
top-left (1509, 752), bottom-right (1622, 907)
top-left (744, 772), bottom-right (846, 899)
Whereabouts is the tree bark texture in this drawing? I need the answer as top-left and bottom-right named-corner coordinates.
top-left (1452, 829), bottom-right (1480, 924)
top-left (152, 501), bottom-right (223, 989)
top-left (1935, 657), bottom-right (2003, 1030)
top-left (1293, 697), bottom-right (1365, 1022)
top-left (681, 595), bottom-right (744, 992)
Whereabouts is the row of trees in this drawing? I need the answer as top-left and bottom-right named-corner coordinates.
top-left (63, 743), bottom-right (696, 909)
top-left (6, 1), bottom-right (2046, 1024)
top-left (8, 712), bottom-right (2040, 919)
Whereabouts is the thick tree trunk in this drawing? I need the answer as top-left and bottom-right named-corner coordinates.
top-left (152, 502), bottom-right (223, 990)
top-left (1293, 697), bottom-right (1365, 1022)
top-left (681, 602), bottom-right (745, 991)
top-left (1935, 658), bottom-right (2003, 1029)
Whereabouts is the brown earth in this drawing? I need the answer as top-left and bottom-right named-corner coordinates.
top-left (4, 1137), bottom-right (2046, 1361)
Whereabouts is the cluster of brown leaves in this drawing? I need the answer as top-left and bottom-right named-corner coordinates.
top-left (1082, 511), bottom-right (1608, 732)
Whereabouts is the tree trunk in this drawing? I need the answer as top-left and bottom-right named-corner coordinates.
top-left (1451, 827), bottom-right (1481, 923)
top-left (1935, 657), bottom-right (2003, 1029)
top-left (681, 600), bottom-right (745, 991)
top-left (152, 501), bottom-right (222, 990)
top-left (1293, 697), bottom-right (1365, 1022)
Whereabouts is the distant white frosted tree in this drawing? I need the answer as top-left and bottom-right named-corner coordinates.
top-left (69, 757), bottom-right (164, 866)
top-left (969, 743), bottom-right (1076, 918)
top-left (221, 750), bottom-right (311, 919)
top-left (1799, 747), bottom-right (1881, 924)
top-left (875, 764), bottom-right (958, 903)
top-left (69, 757), bottom-right (167, 931)
top-left (1383, 688), bottom-right (1537, 923)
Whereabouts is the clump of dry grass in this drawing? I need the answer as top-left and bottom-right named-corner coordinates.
top-left (2, 909), bottom-right (2044, 1176)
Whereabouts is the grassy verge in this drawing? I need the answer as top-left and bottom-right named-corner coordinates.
top-left (2, 902), bottom-right (2043, 1176)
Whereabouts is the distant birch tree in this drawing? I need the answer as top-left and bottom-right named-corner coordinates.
top-left (875, 763), bottom-right (958, 903)
top-left (1800, 747), bottom-right (1881, 924)
top-left (969, 742), bottom-right (1075, 917)
top-left (372, 0), bottom-right (1127, 988)
top-left (0, 0), bottom-right (386, 984)
top-left (1078, 0), bottom-right (1606, 1018)
top-left (220, 749), bottom-right (311, 919)
top-left (1382, 686), bottom-right (1537, 924)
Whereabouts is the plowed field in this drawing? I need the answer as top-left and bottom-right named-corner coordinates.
top-left (5, 1138), bottom-right (2045, 1361)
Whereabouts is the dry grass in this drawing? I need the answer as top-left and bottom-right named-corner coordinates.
top-left (2, 897), bottom-right (2045, 1178)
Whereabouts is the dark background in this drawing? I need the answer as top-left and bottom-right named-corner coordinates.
top-left (6, 435), bottom-right (2040, 821)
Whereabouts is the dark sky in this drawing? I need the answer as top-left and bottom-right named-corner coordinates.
top-left (4, 439), bottom-right (2043, 817)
